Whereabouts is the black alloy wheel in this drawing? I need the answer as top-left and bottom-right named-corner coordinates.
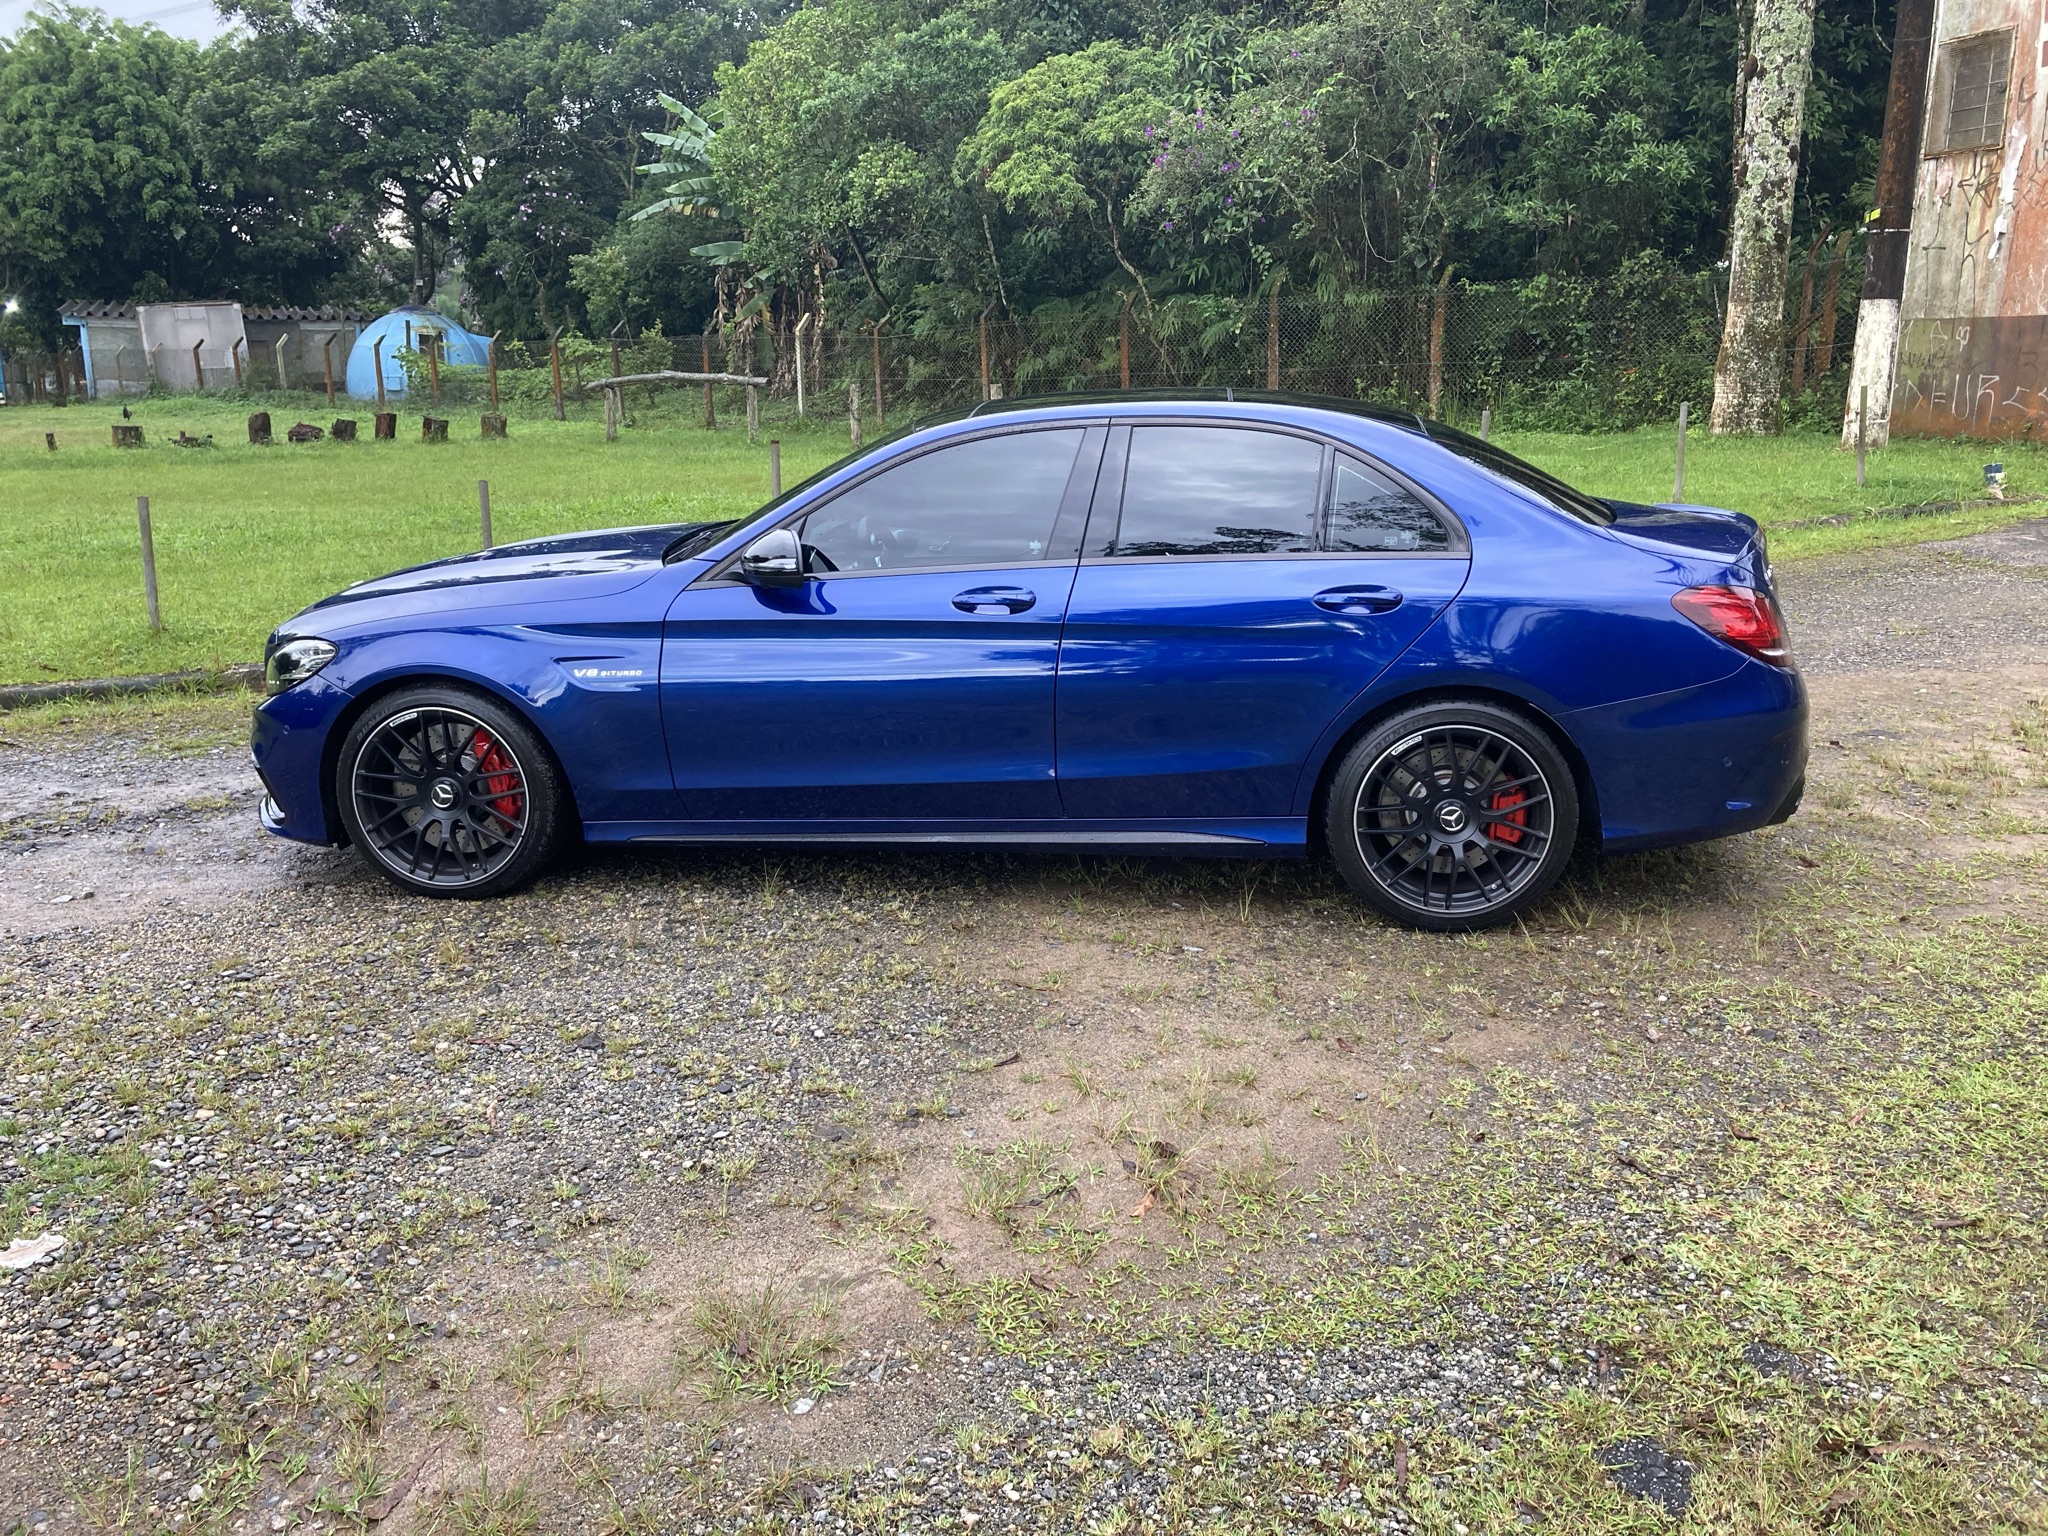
top-left (335, 685), bottom-right (563, 897)
top-left (1326, 701), bottom-right (1579, 932)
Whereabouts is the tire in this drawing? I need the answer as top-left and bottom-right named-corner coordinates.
top-left (1324, 700), bottom-right (1579, 932)
top-left (334, 684), bottom-right (564, 898)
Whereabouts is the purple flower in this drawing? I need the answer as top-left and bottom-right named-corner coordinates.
top-left (1163, 220), bottom-right (1174, 230)
top-left (1144, 125), bottom-right (1155, 137)
top-left (1224, 196), bottom-right (1234, 205)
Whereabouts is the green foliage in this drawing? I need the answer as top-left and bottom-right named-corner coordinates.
top-left (0, 0), bottom-right (1899, 366)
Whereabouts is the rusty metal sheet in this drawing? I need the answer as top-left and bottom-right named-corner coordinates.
top-left (1891, 314), bottom-right (2048, 438)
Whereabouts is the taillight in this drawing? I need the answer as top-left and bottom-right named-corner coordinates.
top-left (1672, 585), bottom-right (1790, 666)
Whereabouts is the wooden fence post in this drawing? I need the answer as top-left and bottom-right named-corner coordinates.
top-left (322, 336), bottom-right (336, 405)
top-left (746, 385), bottom-right (759, 443)
top-left (374, 339), bottom-right (386, 408)
top-left (191, 340), bottom-right (205, 392)
top-left (1266, 280), bottom-right (1281, 391)
top-left (274, 333), bottom-right (290, 392)
top-left (549, 329), bottom-right (565, 421)
top-left (1427, 265), bottom-right (1454, 415)
top-left (427, 334), bottom-right (440, 404)
top-left (871, 321), bottom-right (886, 432)
top-left (849, 380), bottom-right (861, 448)
top-left (702, 333), bottom-right (715, 429)
top-left (488, 333), bottom-right (501, 410)
top-left (1120, 308), bottom-right (1131, 390)
top-left (137, 496), bottom-right (162, 631)
top-left (979, 312), bottom-right (991, 401)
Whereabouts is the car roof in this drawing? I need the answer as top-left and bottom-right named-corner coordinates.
top-left (954, 389), bottom-right (1431, 435)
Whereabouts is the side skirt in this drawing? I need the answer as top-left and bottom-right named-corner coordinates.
top-left (580, 819), bottom-right (1310, 858)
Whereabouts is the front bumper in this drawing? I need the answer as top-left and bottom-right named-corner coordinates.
top-left (250, 673), bottom-right (355, 844)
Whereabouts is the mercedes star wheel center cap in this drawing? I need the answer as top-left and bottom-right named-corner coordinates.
top-left (1435, 801), bottom-right (1470, 835)
top-left (430, 779), bottom-right (461, 810)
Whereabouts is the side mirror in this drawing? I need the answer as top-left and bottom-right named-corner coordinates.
top-left (737, 526), bottom-right (807, 588)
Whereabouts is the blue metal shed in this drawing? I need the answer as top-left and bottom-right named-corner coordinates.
top-left (345, 306), bottom-right (492, 400)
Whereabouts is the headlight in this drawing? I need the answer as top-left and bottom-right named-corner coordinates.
top-left (265, 637), bottom-right (337, 695)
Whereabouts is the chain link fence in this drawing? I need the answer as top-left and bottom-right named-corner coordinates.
top-left (4, 269), bottom-right (1859, 431)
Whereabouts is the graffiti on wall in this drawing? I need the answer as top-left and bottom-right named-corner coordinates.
top-left (1892, 314), bottom-right (2048, 436)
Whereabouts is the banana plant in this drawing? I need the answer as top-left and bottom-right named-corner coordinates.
top-left (631, 93), bottom-right (722, 222)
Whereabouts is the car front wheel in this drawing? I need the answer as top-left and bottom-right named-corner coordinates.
top-left (335, 685), bottom-right (563, 897)
top-left (1325, 701), bottom-right (1579, 932)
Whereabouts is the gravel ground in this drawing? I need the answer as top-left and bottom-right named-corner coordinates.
top-left (3, 532), bottom-right (2045, 1534)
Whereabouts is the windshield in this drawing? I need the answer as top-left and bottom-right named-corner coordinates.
top-left (1422, 421), bottom-right (1617, 527)
top-left (662, 407), bottom-right (974, 562)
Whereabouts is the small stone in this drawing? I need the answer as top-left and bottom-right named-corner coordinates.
top-left (1644, 1027), bottom-right (1664, 1043)
top-left (187, 1485), bottom-right (205, 1502)
top-left (789, 1397), bottom-right (814, 1416)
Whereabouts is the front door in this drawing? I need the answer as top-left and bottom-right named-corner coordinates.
top-left (1056, 423), bottom-right (1471, 820)
top-left (662, 424), bottom-right (1103, 823)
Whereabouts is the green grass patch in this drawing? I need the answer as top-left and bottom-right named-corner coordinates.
top-left (2, 396), bottom-right (2040, 685)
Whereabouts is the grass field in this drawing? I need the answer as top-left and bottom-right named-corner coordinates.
top-left (1, 392), bottom-right (2041, 686)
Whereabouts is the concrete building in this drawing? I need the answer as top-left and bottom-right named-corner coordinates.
top-left (58, 300), bottom-right (368, 396)
top-left (1879, 0), bottom-right (2048, 438)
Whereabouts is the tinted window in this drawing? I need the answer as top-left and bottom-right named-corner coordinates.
top-left (1422, 423), bottom-right (1615, 526)
top-left (1113, 426), bottom-right (1323, 556)
top-left (1326, 457), bottom-right (1452, 552)
top-left (798, 429), bottom-right (1083, 572)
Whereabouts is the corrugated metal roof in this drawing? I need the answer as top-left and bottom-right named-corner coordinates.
top-left (59, 300), bottom-right (371, 322)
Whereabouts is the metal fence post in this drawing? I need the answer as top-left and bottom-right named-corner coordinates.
top-left (274, 333), bottom-right (290, 392)
top-left (1119, 308), bottom-right (1130, 390)
top-left (979, 311), bottom-right (991, 401)
top-left (1674, 401), bottom-right (1689, 501)
top-left (1479, 406), bottom-right (1492, 443)
top-left (794, 315), bottom-right (812, 418)
top-left (849, 380), bottom-right (862, 448)
top-left (1856, 385), bottom-right (1868, 487)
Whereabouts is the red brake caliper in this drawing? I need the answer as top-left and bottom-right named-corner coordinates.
top-left (468, 730), bottom-right (525, 826)
top-left (1484, 785), bottom-right (1528, 846)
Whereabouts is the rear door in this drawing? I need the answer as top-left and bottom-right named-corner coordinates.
top-left (661, 424), bottom-right (1102, 822)
top-left (1054, 422), bottom-right (1471, 820)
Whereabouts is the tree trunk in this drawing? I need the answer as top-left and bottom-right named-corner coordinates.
top-left (1710, 0), bottom-right (1819, 436)
top-left (1841, 0), bottom-right (1934, 449)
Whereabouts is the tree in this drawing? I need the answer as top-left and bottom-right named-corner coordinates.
top-left (1710, 0), bottom-right (1819, 434)
top-left (0, 10), bottom-right (213, 335)
top-left (956, 42), bottom-right (1172, 312)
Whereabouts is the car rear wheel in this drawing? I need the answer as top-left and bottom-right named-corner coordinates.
top-left (335, 685), bottom-right (563, 898)
top-left (1325, 701), bottom-right (1579, 932)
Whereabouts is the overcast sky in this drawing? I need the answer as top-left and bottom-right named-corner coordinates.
top-left (0, 0), bottom-right (234, 42)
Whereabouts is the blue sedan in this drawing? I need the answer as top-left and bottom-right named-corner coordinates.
top-left (251, 394), bottom-right (1806, 931)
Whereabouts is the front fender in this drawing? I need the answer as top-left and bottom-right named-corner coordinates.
top-left (315, 623), bottom-right (679, 824)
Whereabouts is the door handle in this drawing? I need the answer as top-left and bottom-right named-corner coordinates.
top-left (953, 587), bottom-right (1037, 615)
top-left (1313, 585), bottom-right (1403, 615)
